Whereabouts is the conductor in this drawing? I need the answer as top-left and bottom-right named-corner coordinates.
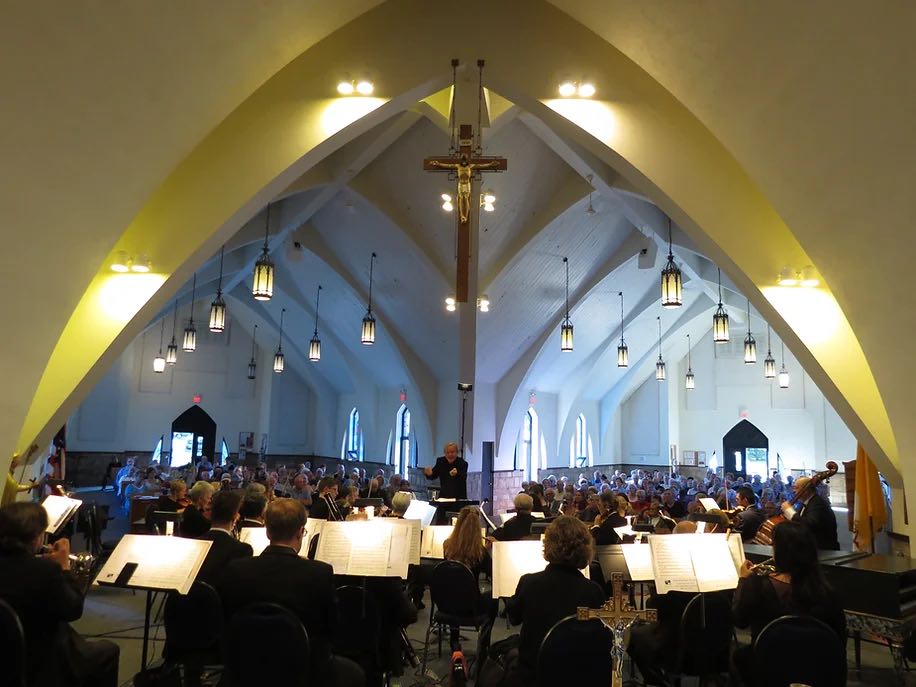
top-left (423, 442), bottom-right (468, 499)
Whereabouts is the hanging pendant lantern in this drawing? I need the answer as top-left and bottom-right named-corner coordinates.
top-left (273, 308), bottom-right (285, 373)
top-left (247, 325), bottom-right (258, 379)
top-left (361, 253), bottom-right (377, 345)
top-left (166, 299), bottom-right (179, 365)
top-left (617, 291), bottom-right (628, 367)
top-left (655, 316), bottom-right (666, 381)
top-left (182, 273), bottom-right (198, 352)
top-left (778, 341), bottom-right (790, 388)
top-left (153, 318), bottom-right (166, 373)
top-left (560, 257), bottom-right (573, 352)
top-left (712, 268), bottom-right (729, 343)
top-left (309, 285), bottom-right (322, 362)
top-left (685, 333), bottom-right (695, 390)
top-left (764, 326), bottom-right (776, 379)
top-left (209, 245), bottom-right (227, 332)
top-left (661, 218), bottom-right (683, 308)
top-left (252, 204), bottom-right (274, 301)
top-left (743, 298), bottom-right (757, 364)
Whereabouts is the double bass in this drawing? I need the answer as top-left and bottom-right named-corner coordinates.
top-left (752, 461), bottom-right (838, 546)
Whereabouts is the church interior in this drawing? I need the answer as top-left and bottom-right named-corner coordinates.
top-left (2, 1), bottom-right (915, 686)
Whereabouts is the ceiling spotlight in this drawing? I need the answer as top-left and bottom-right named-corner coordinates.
top-left (441, 193), bottom-right (454, 212)
top-left (131, 254), bottom-right (151, 273)
top-left (577, 83), bottom-right (596, 97)
top-left (445, 296), bottom-right (456, 312)
top-left (355, 80), bottom-right (374, 95)
top-left (478, 295), bottom-right (490, 313)
top-left (110, 250), bottom-right (130, 273)
top-left (800, 265), bottom-right (820, 287)
top-left (777, 266), bottom-right (799, 287)
top-left (482, 191), bottom-right (496, 204)
top-left (558, 81), bottom-right (576, 97)
top-left (480, 191), bottom-right (496, 212)
top-left (337, 81), bottom-right (355, 95)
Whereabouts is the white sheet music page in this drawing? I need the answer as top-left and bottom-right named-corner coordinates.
top-left (239, 527), bottom-right (270, 556)
top-left (621, 544), bottom-right (654, 581)
top-left (348, 522), bottom-right (393, 577)
top-left (41, 495), bottom-right (82, 534)
top-left (404, 499), bottom-right (437, 528)
top-left (302, 518), bottom-right (326, 558)
top-left (726, 533), bottom-right (745, 570)
top-left (649, 535), bottom-right (699, 594)
top-left (691, 534), bottom-right (740, 592)
top-left (420, 525), bottom-right (454, 559)
top-left (383, 522), bottom-right (411, 578)
top-left (491, 540), bottom-right (589, 599)
top-left (314, 522), bottom-right (354, 574)
top-left (699, 497), bottom-right (720, 512)
top-left (94, 534), bottom-right (211, 594)
top-left (390, 518), bottom-right (422, 566)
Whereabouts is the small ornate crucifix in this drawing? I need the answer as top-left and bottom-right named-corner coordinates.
top-left (577, 573), bottom-right (657, 687)
top-left (424, 123), bottom-right (506, 302)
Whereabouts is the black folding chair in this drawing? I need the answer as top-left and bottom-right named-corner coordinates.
top-left (536, 615), bottom-right (613, 686)
top-left (421, 561), bottom-right (491, 676)
top-left (334, 585), bottom-right (387, 687)
top-left (670, 593), bottom-right (734, 686)
top-left (223, 603), bottom-right (310, 687)
top-left (163, 581), bottom-right (223, 683)
top-left (0, 599), bottom-right (26, 687)
top-left (753, 614), bottom-right (846, 687)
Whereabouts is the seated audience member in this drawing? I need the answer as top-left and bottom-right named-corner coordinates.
top-left (492, 494), bottom-right (536, 541)
top-left (443, 506), bottom-right (497, 651)
top-left (310, 475), bottom-right (344, 521)
top-left (218, 499), bottom-right (364, 687)
top-left (627, 520), bottom-right (715, 686)
top-left (180, 480), bottom-right (214, 538)
top-left (196, 491), bottom-right (253, 586)
top-left (634, 499), bottom-right (673, 531)
top-left (734, 485), bottom-right (766, 542)
top-left (140, 467), bottom-right (162, 494)
top-left (578, 492), bottom-right (600, 523)
top-left (387, 490), bottom-right (413, 518)
top-left (544, 487), bottom-right (562, 515)
top-left (500, 517), bottom-right (606, 687)
top-left (114, 456), bottom-right (136, 497)
top-left (0, 502), bottom-right (119, 687)
top-left (238, 491), bottom-right (268, 529)
top-left (288, 473), bottom-right (313, 505)
top-left (660, 489), bottom-right (686, 519)
top-left (157, 479), bottom-right (188, 512)
top-left (527, 483), bottom-right (549, 515)
top-left (592, 493), bottom-right (629, 545)
top-left (730, 520), bottom-right (846, 686)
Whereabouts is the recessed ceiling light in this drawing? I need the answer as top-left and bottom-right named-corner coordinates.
top-left (355, 80), bottom-right (374, 95)
top-left (110, 250), bottom-right (130, 273)
top-left (131, 254), bottom-right (151, 273)
top-left (482, 191), bottom-right (496, 204)
top-left (558, 82), bottom-right (576, 97)
top-left (799, 265), bottom-right (820, 287)
top-left (777, 267), bottom-right (799, 287)
top-left (337, 81), bottom-right (355, 95)
top-left (577, 83), bottom-right (596, 98)
top-left (445, 296), bottom-right (456, 312)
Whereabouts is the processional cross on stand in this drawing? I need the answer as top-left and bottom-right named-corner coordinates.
top-left (423, 60), bottom-right (506, 303)
top-left (577, 572), bottom-right (657, 687)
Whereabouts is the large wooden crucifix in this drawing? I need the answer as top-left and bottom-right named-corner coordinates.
top-left (577, 573), bottom-right (658, 687)
top-left (424, 123), bottom-right (506, 303)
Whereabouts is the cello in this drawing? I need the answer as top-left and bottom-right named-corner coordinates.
top-left (752, 461), bottom-right (838, 545)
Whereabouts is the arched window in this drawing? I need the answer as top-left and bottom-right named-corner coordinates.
top-left (569, 413), bottom-right (593, 468)
top-left (395, 404), bottom-right (411, 478)
top-left (345, 408), bottom-right (363, 461)
top-left (516, 407), bottom-right (541, 482)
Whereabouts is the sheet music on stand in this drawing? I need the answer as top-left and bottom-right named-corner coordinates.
top-left (620, 544), bottom-right (654, 581)
top-left (404, 499), bottom-right (438, 528)
top-left (94, 534), bottom-right (211, 595)
top-left (699, 497), bottom-right (720, 512)
top-left (41, 494), bottom-right (82, 534)
top-left (304, 517), bottom-right (325, 552)
top-left (239, 526), bottom-right (270, 556)
top-left (314, 520), bottom-right (411, 578)
top-left (648, 533), bottom-right (740, 594)
top-left (491, 540), bottom-right (589, 598)
top-left (389, 518), bottom-right (422, 565)
top-left (498, 511), bottom-right (545, 525)
top-left (419, 525), bottom-right (454, 559)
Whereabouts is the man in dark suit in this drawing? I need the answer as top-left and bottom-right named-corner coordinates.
top-left (735, 486), bottom-right (766, 542)
top-left (218, 499), bottom-right (363, 687)
top-left (781, 476), bottom-right (839, 550)
top-left (423, 441), bottom-right (468, 498)
top-left (196, 491), bottom-right (253, 586)
top-left (238, 491), bottom-right (267, 528)
top-left (308, 475), bottom-right (344, 521)
top-left (492, 494), bottom-right (537, 541)
top-left (0, 502), bottom-right (119, 687)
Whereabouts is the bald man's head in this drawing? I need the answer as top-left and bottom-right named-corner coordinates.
top-left (793, 476), bottom-right (811, 498)
top-left (674, 520), bottom-right (698, 534)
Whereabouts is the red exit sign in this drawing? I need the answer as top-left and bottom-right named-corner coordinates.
top-left (193, 394), bottom-right (202, 404)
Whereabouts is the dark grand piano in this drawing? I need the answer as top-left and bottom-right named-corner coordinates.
top-left (745, 544), bottom-right (916, 682)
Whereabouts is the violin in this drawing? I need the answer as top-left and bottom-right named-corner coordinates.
top-left (752, 461), bottom-right (837, 546)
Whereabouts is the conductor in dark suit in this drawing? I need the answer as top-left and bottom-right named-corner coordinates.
top-left (0, 502), bottom-right (120, 687)
top-left (196, 491), bottom-right (253, 586)
top-left (492, 494), bottom-right (536, 541)
top-left (780, 476), bottom-right (840, 550)
top-left (218, 499), bottom-right (364, 687)
top-left (423, 441), bottom-right (468, 499)
top-left (309, 475), bottom-right (344, 521)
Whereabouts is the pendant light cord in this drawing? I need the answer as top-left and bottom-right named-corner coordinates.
top-left (216, 245), bottom-right (224, 295)
top-left (657, 316), bottom-right (662, 358)
top-left (263, 204), bottom-right (271, 251)
top-left (251, 325), bottom-right (258, 358)
top-left (668, 218), bottom-right (674, 259)
top-left (188, 273), bottom-right (197, 325)
top-left (367, 253), bottom-right (377, 313)
top-left (563, 257), bottom-right (569, 319)
top-left (717, 268), bottom-right (723, 305)
top-left (619, 292), bottom-right (625, 343)
top-left (158, 318), bottom-right (165, 352)
top-left (278, 308), bottom-right (285, 350)
top-left (171, 300), bottom-right (178, 339)
top-left (314, 286), bottom-right (322, 335)
top-left (687, 334), bottom-right (692, 369)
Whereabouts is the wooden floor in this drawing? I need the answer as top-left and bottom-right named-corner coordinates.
top-left (71, 488), bottom-right (915, 686)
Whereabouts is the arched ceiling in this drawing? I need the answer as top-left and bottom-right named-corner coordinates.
top-left (2, 0), bottom-right (913, 513)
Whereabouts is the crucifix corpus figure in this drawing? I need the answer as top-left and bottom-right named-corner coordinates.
top-left (424, 123), bottom-right (506, 302)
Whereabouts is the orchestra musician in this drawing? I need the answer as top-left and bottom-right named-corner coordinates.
top-left (0, 502), bottom-right (120, 687)
top-left (779, 476), bottom-right (840, 550)
top-left (2, 450), bottom-right (37, 507)
top-left (423, 441), bottom-right (468, 499)
top-left (195, 491), bottom-right (253, 587)
top-left (591, 493), bottom-right (629, 545)
top-left (734, 485), bottom-right (766, 542)
top-left (491, 494), bottom-right (536, 541)
top-left (309, 475), bottom-right (344, 521)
